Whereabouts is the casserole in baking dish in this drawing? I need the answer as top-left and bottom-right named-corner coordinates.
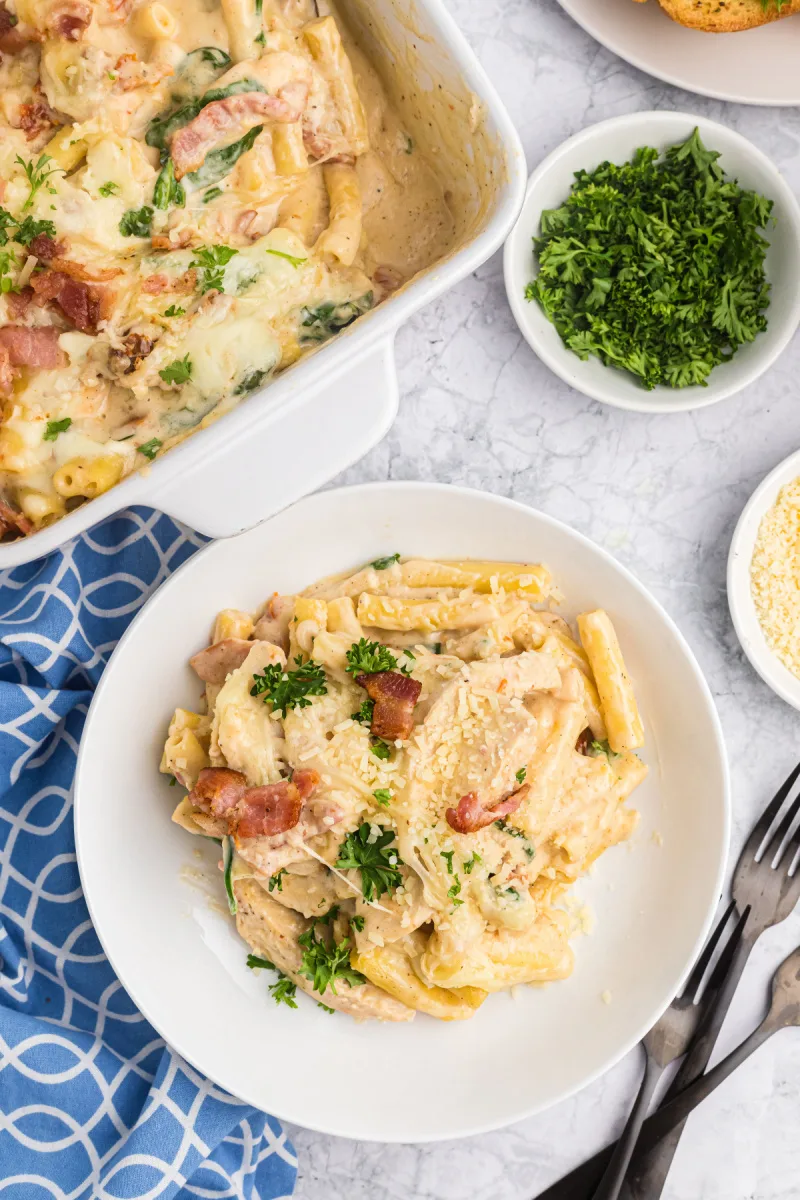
top-left (0, 0), bottom-right (526, 565)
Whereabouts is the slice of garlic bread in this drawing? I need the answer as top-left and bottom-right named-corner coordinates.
top-left (651, 0), bottom-right (800, 32)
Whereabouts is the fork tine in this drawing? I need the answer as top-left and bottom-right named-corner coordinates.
top-left (705, 906), bottom-right (748, 993)
top-left (740, 759), bottom-right (800, 864)
top-left (771, 791), bottom-right (800, 868)
top-left (679, 899), bottom-right (736, 1000)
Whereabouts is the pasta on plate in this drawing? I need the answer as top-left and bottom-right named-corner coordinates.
top-left (0, 0), bottom-right (454, 537)
top-left (162, 555), bottom-right (649, 1022)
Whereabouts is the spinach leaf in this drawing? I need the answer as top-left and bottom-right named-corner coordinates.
top-left (234, 368), bottom-right (270, 395)
top-left (185, 124), bottom-right (263, 189)
top-left (146, 79), bottom-right (265, 151)
top-left (299, 293), bottom-right (374, 344)
top-left (153, 158), bottom-right (185, 211)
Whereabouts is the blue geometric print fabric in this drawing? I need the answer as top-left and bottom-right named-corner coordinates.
top-left (0, 508), bottom-right (297, 1200)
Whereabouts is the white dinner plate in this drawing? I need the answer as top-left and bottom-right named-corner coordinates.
top-left (558, 0), bottom-right (800, 107)
top-left (74, 483), bottom-right (730, 1142)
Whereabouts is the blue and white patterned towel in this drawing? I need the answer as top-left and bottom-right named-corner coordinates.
top-left (0, 508), bottom-right (297, 1200)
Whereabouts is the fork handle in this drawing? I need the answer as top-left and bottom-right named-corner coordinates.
top-left (590, 1052), bottom-right (663, 1200)
top-left (625, 928), bottom-right (755, 1199)
top-left (627, 1022), bottom-right (776, 1158)
top-left (533, 927), bottom-right (756, 1200)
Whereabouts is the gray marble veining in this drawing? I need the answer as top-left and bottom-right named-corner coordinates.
top-left (289, 2), bottom-right (800, 1195)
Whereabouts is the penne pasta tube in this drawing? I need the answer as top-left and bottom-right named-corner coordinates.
top-left (398, 559), bottom-right (555, 598)
top-left (357, 593), bottom-right (501, 633)
top-left (212, 609), bottom-right (254, 643)
top-left (221, 0), bottom-right (262, 62)
top-left (577, 609), bottom-right (644, 753)
top-left (272, 122), bottom-right (309, 176)
top-left (302, 15), bottom-right (369, 154)
top-left (277, 171), bottom-right (326, 244)
top-left (42, 126), bottom-right (87, 172)
top-left (314, 163), bottom-right (362, 265)
top-left (134, 2), bottom-right (178, 40)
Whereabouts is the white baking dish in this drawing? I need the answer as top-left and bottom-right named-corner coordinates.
top-left (0, 0), bottom-right (526, 569)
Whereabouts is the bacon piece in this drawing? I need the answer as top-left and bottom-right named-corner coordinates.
top-left (28, 234), bottom-right (62, 261)
top-left (0, 1), bottom-right (39, 51)
top-left (30, 270), bottom-right (111, 334)
top-left (47, 0), bottom-right (92, 38)
top-left (356, 670), bottom-right (422, 742)
top-left (446, 784), bottom-right (529, 834)
top-left (575, 727), bottom-right (593, 755)
top-left (189, 637), bottom-right (253, 685)
top-left (188, 765), bottom-right (319, 839)
top-left (0, 495), bottom-right (32, 537)
top-left (235, 769), bottom-right (319, 839)
top-left (5, 288), bottom-right (32, 320)
top-left (0, 324), bottom-right (65, 369)
top-left (170, 86), bottom-right (308, 179)
top-left (189, 766), bottom-right (248, 818)
top-left (19, 96), bottom-right (60, 141)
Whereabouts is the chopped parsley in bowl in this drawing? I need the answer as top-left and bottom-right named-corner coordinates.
top-left (527, 129), bottom-right (772, 391)
top-left (503, 111), bottom-right (800, 413)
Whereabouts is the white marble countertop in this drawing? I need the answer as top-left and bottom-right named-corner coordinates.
top-left (288, 2), bottom-right (800, 1196)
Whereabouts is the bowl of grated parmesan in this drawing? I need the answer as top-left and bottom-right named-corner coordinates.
top-left (729, 448), bottom-right (800, 709)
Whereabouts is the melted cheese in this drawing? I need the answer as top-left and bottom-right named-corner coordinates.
top-left (0, 0), bottom-right (455, 534)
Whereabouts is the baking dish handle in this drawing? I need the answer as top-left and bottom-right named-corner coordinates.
top-left (147, 334), bottom-right (398, 539)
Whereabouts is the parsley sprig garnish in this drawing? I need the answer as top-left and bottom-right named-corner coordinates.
top-left (297, 917), bottom-right (365, 997)
top-left (345, 638), bottom-right (398, 676)
top-left (370, 553), bottom-right (400, 570)
top-left (269, 976), bottom-right (298, 1008)
top-left (351, 698), bottom-right (374, 725)
top-left (527, 128), bottom-right (773, 391)
top-left (0, 208), bottom-right (56, 248)
top-left (190, 244), bottom-right (238, 293)
top-left (246, 954), bottom-right (275, 970)
top-left (268, 868), bottom-right (286, 893)
top-left (265, 247), bottom-right (306, 267)
top-left (335, 823), bottom-right (403, 902)
top-left (138, 438), bottom-right (162, 460)
top-left (159, 356), bottom-right (192, 386)
top-left (16, 154), bottom-right (63, 211)
top-left (250, 654), bottom-right (327, 716)
top-left (245, 951), bottom-right (298, 1008)
top-left (43, 418), bottom-right (71, 441)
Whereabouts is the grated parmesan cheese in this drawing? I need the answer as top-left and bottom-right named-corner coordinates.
top-left (751, 477), bottom-right (800, 677)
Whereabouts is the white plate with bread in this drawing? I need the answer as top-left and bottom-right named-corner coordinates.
top-left (558, 0), bottom-right (800, 106)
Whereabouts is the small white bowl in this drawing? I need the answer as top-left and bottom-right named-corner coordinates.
top-left (729, 448), bottom-right (800, 710)
top-left (75, 482), bottom-right (729, 1142)
top-left (503, 111), bottom-right (800, 414)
